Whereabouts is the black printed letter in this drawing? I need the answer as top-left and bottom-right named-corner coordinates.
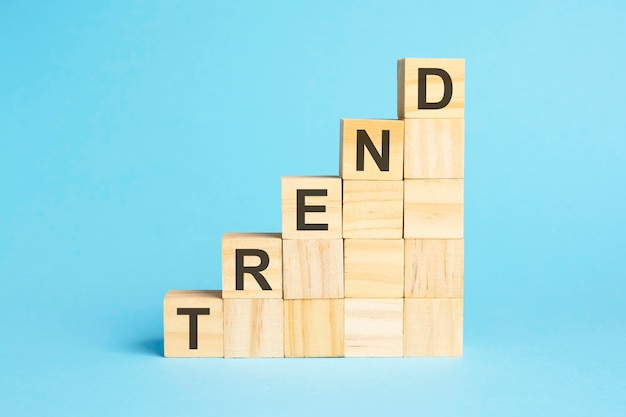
top-left (235, 249), bottom-right (272, 291)
top-left (356, 129), bottom-right (390, 172)
top-left (418, 68), bottom-right (453, 110)
top-left (296, 189), bottom-right (328, 231)
top-left (177, 308), bottom-right (210, 349)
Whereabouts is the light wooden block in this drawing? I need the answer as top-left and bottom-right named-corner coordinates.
top-left (404, 119), bottom-right (464, 179)
top-left (404, 179), bottom-right (463, 238)
top-left (405, 239), bottom-right (464, 298)
top-left (224, 298), bottom-right (284, 358)
top-left (163, 290), bottom-right (223, 357)
top-left (281, 176), bottom-right (342, 239)
top-left (398, 58), bottom-right (465, 119)
top-left (283, 239), bottom-right (344, 299)
top-left (344, 239), bottom-right (404, 298)
top-left (343, 180), bottom-right (403, 238)
top-left (222, 233), bottom-right (282, 299)
top-left (340, 119), bottom-right (404, 181)
top-left (404, 298), bottom-right (463, 357)
top-left (284, 299), bottom-right (344, 357)
top-left (345, 298), bottom-right (404, 357)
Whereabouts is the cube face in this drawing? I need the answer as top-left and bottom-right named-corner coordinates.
top-left (284, 299), bottom-right (344, 357)
top-left (398, 58), bottom-right (465, 119)
top-left (404, 179), bottom-right (463, 238)
top-left (344, 298), bottom-right (404, 357)
top-left (344, 239), bottom-right (404, 298)
top-left (223, 299), bottom-right (284, 358)
top-left (281, 176), bottom-right (342, 239)
top-left (405, 239), bottom-right (464, 298)
top-left (404, 298), bottom-right (463, 357)
top-left (222, 233), bottom-right (283, 299)
top-left (343, 180), bottom-right (404, 239)
top-left (404, 119), bottom-right (464, 179)
top-left (340, 119), bottom-right (404, 181)
top-left (283, 239), bottom-right (344, 299)
top-left (163, 290), bottom-right (224, 357)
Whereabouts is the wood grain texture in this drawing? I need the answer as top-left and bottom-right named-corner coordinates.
top-left (283, 239), bottom-right (344, 299)
top-left (344, 298), bottom-right (404, 357)
top-left (404, 179), bottom-right (463, 238)
top-left (344, 239), bottom-right (404, 298)
top-left (281, 176), bottom-right (342, 239)
top-left (397, 58), bottom-right (465, 119)
top-left (223, 298), bottom-right (284, 358)
top-left (284, 299), bottom-right (344, 357)
top-left (163, 290), bottom-right (224, 357)
top-left (340, 119), bottom-right (404, 180)
top-left (405, 239), bottom-right (464, 298)
top-left (222, 233), bottom-right (283, 299)
top-left (404, 298), bottom-right (463, 357)
top-left (404, 118), bottom-right (464, 179)
top-left (343, 180), bottom-right (403, 239)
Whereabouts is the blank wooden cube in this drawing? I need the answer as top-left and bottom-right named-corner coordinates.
top-left (343, 180), bottom-right (403, 238)
top-left (398, 58), bottom-right (465, 119)
top-left (404, 298), bottom-right (463, 357)
top-left (163, 290), bottom-right (223, 357)
top-left (344, 239), bottom-right (404, 298)
top-left (404, 179), bottom-right (463, 238)
top-left (224, 298), bottom-right (284, 358)
top-left (282, 176), bottom-right (342, 239)
top-left (222, 233), bottom-right (283, 299)
top-left (283, 239), bottom-right (344, 299)
top-left (404, 119), bottom-right (464, 179)
top-left (340, 119), bottom-right (404, 181)
top-left (405, 239), bottom-right (464, 298)
top-left (284, 299), bottom-right (344, 357)
top-left (345, 298), bottom-right (404, 357)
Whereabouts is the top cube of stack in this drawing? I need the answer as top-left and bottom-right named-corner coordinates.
top-left (340, 118), bottom-right (404, 181)
top-left (397, 58), bottom-right (464, 119)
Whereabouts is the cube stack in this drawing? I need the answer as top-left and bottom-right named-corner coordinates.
top-left (163, 58), bottom-right (465, 358)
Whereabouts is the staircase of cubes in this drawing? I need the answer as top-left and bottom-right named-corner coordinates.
top-left (163, 58), bottom-right (465, 358)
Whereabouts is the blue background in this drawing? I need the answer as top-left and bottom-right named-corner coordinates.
top-left (1, 0), bottom-right (625, 415)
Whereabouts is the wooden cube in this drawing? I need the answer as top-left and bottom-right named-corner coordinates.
top-left (343, 180), bottom-right (403, 238)
top-left (284, 299), bottom-right (344, 357)
top-left (405, 239), bottom-right (464, 298)
top-left (281, 176), bottom-right (342, 239)
top-left (340, 119), bottom-right (404, 181)
top-left (404, 298), bottom-right (463, 357)
top-left (404, 179), bottom-right (463, 238)
top-left (345, 298), bottom-right (404, 357)
top-left (404, 119), bottom-right (464, 179)
top-left (283, 239), bottom-right (344, 299)
top-left (163, 290), bottom-right (223, 357)
top-left (344, 239), bottom-right (404, 298)
top-left (223, 299), bottom-right (284, 358)
top-left (222, 233), bottom-right (283, 299)
top-left (398, 58), bottom-right (465, 119)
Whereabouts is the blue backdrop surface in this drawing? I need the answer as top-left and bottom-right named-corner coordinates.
top-left (1, 1), bottom-right (625, 415)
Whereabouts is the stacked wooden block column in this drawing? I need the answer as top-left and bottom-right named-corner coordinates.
top-left (399, 58), bottom-right (464, 356)
top-left (281, 176), bottom-right (345, 357)
top-left (163, 58), bottom-right (464, 358)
